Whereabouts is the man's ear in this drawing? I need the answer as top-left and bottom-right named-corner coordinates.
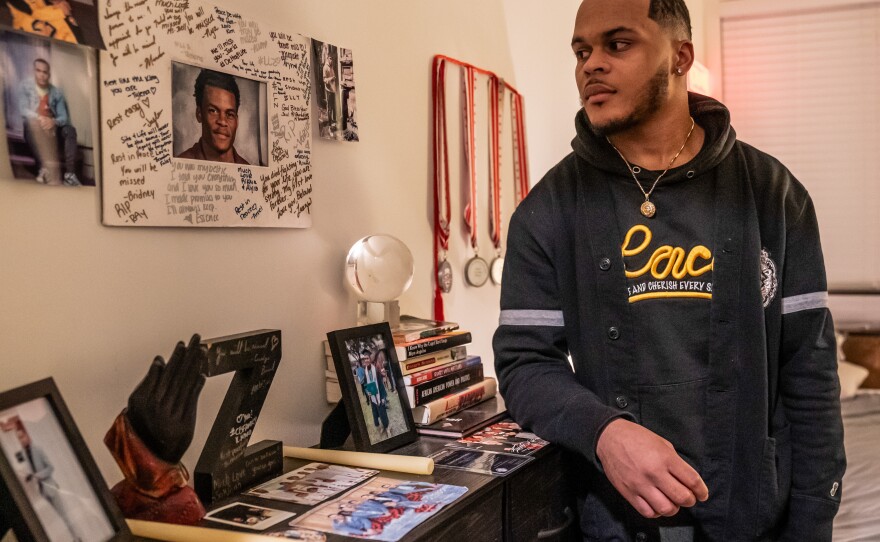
top-left (195, 105), bottom-right (203, 124)
top-left (673, 40), bottom-right (696, 76)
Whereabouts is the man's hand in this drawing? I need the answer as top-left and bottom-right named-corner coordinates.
top-left (38, 116), bottom-right (55, 131)
top-left (126, 334), bottom-right (207, 464)
top-left (596, 418), bottom-right (709, 518)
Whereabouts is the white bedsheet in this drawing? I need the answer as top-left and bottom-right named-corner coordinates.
top-left (833, 390), bottom-right (880, 542)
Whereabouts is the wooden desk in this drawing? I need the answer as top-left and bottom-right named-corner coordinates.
top-left (199, 437), bottom-right (579, 541)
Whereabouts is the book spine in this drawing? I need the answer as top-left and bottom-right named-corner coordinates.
top-left (396, 332), bottom-right (472, 359)
top-left (404, 355), bottom-right (482, 386)
top-left (395, 324), bottom-right (459, 343)
top-left (412, 377), bottom-right (497, 425)
top-left (407, 365), bottom-right (484, 406)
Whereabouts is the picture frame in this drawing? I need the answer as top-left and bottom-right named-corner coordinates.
top-left (0, 378), bottom-right (132, 542)
top-left (326, 323), bottom-right (418, 453)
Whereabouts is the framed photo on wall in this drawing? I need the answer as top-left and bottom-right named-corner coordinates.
top-left (0, 378), bottom-right (131, 542)
top-left (326, 323), bottom-right (418, 453)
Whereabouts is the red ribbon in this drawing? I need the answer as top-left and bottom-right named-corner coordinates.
top-left (432, 56), bottom-right (450, 320)
top-left (431, 55), bottom-right (531, 320)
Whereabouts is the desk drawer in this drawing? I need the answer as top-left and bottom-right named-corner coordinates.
top-left (413, 483), bottom-right (504, 542)
top-left (505, 447), bottom-right (577, 542)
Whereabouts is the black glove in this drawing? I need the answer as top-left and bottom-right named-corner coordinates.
top-left (126, 334), bottom-right (207, 464)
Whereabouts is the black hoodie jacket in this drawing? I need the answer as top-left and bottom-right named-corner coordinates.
top-left (494, 94), bottom-right (845, 541)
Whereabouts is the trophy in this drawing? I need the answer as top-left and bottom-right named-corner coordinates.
top-left (344, 234), bottom-right (414, 329)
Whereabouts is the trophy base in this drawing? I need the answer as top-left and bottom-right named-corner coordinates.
top-left (356, 300), bottom-right (400, 329)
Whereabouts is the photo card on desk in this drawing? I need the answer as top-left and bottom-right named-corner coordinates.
top-left (326, 323), bottom-right (418, 453)
top-left (0, 378), bottom-right (132, 542)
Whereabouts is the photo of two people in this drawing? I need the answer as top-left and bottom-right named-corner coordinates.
top-left (343, 334), bottom-right (408, 445)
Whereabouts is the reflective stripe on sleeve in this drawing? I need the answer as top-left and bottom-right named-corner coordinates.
top-left (781, 291), bottom-right (828, 315)
top-left (499, 309), bottom-right (565, 326)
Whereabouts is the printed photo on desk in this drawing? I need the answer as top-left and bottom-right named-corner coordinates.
top-left (293, 476), bottom-right (467, 542)
top-left (245, 462), bottom-right (378, 505)
top-left (204, 502), bottom-right (295, 531)
top-left (444, 420), bottom-right (549, 456)
top-left (0, 0), bottom-right (105, 49)
top-left (99, 0), bottom-right (313, 227)
top-left (1, 30), bottom-right (98, 187)
top-left (326, 323), bottom-right (418, 453)
top-left (0, 378), bottom-right (131, 542)
top-left (429, 447), bottom-right (533, 476)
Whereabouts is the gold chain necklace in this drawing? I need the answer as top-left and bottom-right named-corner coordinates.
top-left (607, 117), bottom-right (696, 218)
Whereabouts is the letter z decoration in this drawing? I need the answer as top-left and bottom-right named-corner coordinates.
top-left (194, 330), bottom-right (283, 504)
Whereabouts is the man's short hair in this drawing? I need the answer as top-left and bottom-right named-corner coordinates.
top-left (193, 69), bottom-right (240, 110)
top-left (648, 0), bottom-right (692, 41)
top-left (34, 58), bottom-right (50, 69)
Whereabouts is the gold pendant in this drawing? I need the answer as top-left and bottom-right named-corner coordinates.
top-left (640, 200), bottom-right (656, 218)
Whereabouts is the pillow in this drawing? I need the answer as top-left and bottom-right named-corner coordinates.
top-left (838, 359), bottom-right (869, 400)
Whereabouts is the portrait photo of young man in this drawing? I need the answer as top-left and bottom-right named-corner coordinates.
top-left (171, 63), bottom-right (268, 166)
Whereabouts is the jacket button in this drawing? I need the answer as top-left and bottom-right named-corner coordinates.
top-left (616, 396), bottom-right (628, 408)
top-left (599, 258), bottom-right (612, 271)
top-left (686, 170), bottom-right (695, 179)
top-left (635, 533), bottom-right (647, 542)
top-left (607, 326), bottom-right (620, 340)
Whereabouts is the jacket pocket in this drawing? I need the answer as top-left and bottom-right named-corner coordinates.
top-left (755, 423), bottom-right (791, 537)
top-left (638, 378), bottom-right (708, 471)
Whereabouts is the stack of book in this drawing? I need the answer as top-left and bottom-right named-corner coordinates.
top-left (324, 315), bottom-right (499, 429)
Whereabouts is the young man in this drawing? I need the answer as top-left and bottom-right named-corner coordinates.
top-left (16, 423), bottom-right (81, 541)
top-left (493, 1), bottom-right (846, 540)
top-left (177, 69), bottom-right (250, 164)
top-left (18, 58), bottom-right (80, 186)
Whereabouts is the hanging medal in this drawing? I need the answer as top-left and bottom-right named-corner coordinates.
top-left (488, 76), bottom-right (505, 285)
top-left (432, 57), bottom-right (453, 321)
top-left (462, 66), bottom-right (490, 287)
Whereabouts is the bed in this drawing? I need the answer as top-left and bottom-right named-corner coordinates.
top-left (832, 356), bottom-right (880, 542)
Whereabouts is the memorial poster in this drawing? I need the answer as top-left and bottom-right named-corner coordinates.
top-left (100, 0), bottom-right (312, 227)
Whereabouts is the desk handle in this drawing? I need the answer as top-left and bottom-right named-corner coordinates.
top-left (537, 505), bottom-right (575, 539)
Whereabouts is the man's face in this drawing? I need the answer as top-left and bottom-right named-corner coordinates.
top-left (572, 0), bottom-right (676, 136)
top-left (34, 62), bottom-right (51, 88)
top-left (195, 84), bottom-right (239, 155)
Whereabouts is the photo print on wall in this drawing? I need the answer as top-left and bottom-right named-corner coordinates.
top-left (0, 0), bottom-right (105, 49)
top-left (99, 0), bottom-right (313, 227)
top-left (1, 30), bottom-right (99, 187)
top-left (311, 38), bottom-right (358, 142)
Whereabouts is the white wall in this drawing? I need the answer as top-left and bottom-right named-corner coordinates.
top-left (0, 0), bottom-right (518, 483)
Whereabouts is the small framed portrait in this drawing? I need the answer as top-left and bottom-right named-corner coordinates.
top-left (0, 378), bottom-right (131, 542)
top-left (1, 29), bottom-right (99, 187)
top-left (326, 323), bottom-right (418, 453)
top-left (171, 61), bottom-right (269, 167)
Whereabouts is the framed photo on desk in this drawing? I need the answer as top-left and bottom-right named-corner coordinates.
top-left (0, 378), bottom-right (132, 542)
top-left (327, 323), bottom-right (418, 453)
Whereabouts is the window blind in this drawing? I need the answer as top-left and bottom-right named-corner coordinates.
top-left (721, 2), bottom-right (880, 290)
